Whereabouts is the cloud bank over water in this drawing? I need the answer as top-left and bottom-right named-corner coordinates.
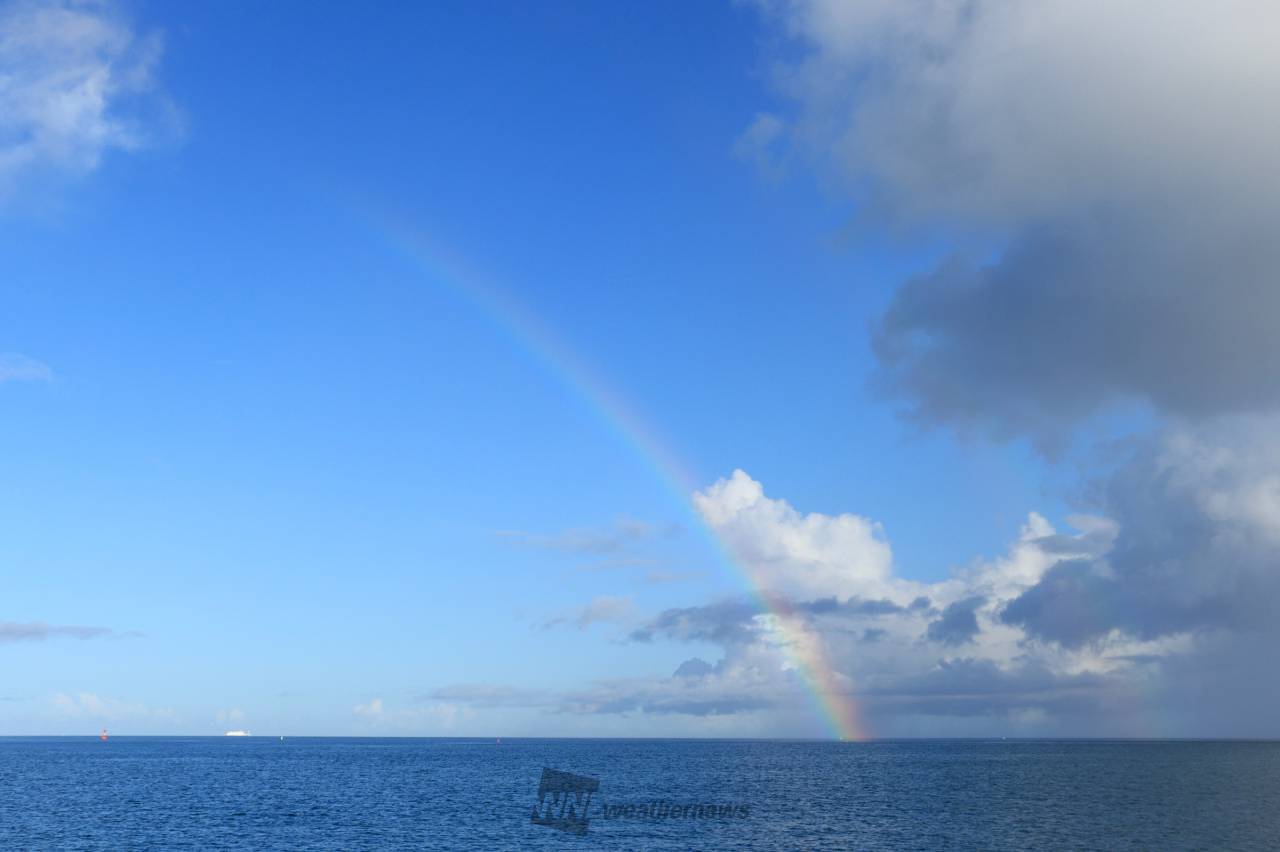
top-left (430, 3), bottom-right (1280, 736)
top-left (443, 439), bottom-right (1271, 733)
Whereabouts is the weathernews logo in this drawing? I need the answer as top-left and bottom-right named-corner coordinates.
top-left (531, 768), bottom-right (599, 836)
top-left (531, 767), bottom-right (751, 836)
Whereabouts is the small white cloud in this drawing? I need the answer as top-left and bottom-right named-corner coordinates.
top-left (642, 568), bottom-right (701, 585)
top-left (0, 621), bottom-right (110, 642)
top-left (574, 595), bottom-right (631, 628)
top-left (351, 697), bottom-right (472, 731)
top-left (0, 0), bottom-right (167, 197)
top-left (0, 354), bottom-right (53, 383)
top-left (216, 707), bottom-right (245, 725)
top-left (501, 518), bottom-right (672, 555)
top-left (732, 112), bottom-right (787, 180)
top-left (543, 595), bottom-right (633, 630)
top-left (51, 691), bottom-right (170, 721)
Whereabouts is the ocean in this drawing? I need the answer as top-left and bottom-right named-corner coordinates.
top-left (1, 738), bottom-right (1276, 849)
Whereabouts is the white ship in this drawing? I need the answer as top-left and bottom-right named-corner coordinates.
top-left (224, 730), bottom-right (251, 737)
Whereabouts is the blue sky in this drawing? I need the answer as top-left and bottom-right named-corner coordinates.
top-left (6, 1), bottom-right (1277, 738)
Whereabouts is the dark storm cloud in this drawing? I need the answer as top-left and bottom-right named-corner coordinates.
top-left (673, 657), bottom-right (716, 679)
top-left (1000, 560), bottom-right (1119, 647)
top-left (751, 2), bottom-right (1280, 446)
top-left (430, 664), bottom-right (781, 719)
top-left (632, 595), bottom-right (924, 646)
top-left (559, 688), bottom-right (771, 718)
top-left (1003, 426), bottom-right (1280, 647)
top-left (1032, 528), bottom-right (1114, 558)
top-left (1148, 628), bottom-right (1280, 736)
top-left (863, 658), bottom-right (1115, 718)
top-left (629, 599), bottom-right (762, 645)
top-left (925, 596), bottom-right (984, 646)
top-left (419, 685), bottom-right (548, 708)
top-left (873, 218), bottom-right (1280, 447)
top-left (420, 674), bottom-right (774, 717)
top-left (801, 596), bottom-right (909, 616)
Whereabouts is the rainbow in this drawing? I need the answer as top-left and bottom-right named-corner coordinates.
top-left (368, 212), bottom-right (867, 741)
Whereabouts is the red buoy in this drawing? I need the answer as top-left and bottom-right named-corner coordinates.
top-left (99, 728), bottom-right (108, 741)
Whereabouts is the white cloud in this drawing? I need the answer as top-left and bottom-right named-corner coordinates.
top-left (0, 353), bottom-right (52, 383)
top-left (731, 112), bottom-right (787, 180)
top-left (414, 455), bottom-right (1280, 733)
top-left (758, 0), bottom-right (1280, 229)
top-left (0, 620), bottom-right (110, 641)
top-left (441, 472), bottom-right (1131, 734)
top-left (573, 594), bottom-right (631, 628)
top-left (543, 594), bottom-right (634, 630)
top-left (0, 0), bottom-right (166, 195)
top-left (681, 469), bottom-right (1194, 731)
top-left (216, 707), bottom-right (246, 725)
top-left (500, 518), bottom-right (676, 555)
top-left (694, 469), bottom-right (894, 601)
top-left (51, 691), bottom-right (171, 721)
top-left (352, 696), bottom-right (472, 731)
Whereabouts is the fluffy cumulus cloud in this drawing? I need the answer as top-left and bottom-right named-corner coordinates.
top-left (751, 0), bottom-right (1280, 446)
top-left (640, 463), bottom-right (1280, 734)
top-left (397, 476), bottom-right (966, 730)
top-left (0, 0), bottom-right (166, 197)
top-left (693, 470), bottom-right (893, 600)
top-left (676, 472), bottom-right (1164, 731)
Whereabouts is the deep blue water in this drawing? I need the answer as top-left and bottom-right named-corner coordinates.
top-left (1, 738), bottom-right (1277, 850)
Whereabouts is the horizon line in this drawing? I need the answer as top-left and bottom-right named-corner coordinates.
top-left (4, 734), bottom-right (1279, 743)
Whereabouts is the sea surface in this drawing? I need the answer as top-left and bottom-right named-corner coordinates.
top-left (0, 738), bottom-right (1277, 850)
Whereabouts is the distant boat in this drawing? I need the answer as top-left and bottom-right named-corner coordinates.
top-left (99, 729), bottom-right (108, 742)
top-left (224, 730), bottom-right (251, 737)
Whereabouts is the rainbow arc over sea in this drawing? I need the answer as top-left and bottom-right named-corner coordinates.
top-left (372, 213), bottom-right (867, 741)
